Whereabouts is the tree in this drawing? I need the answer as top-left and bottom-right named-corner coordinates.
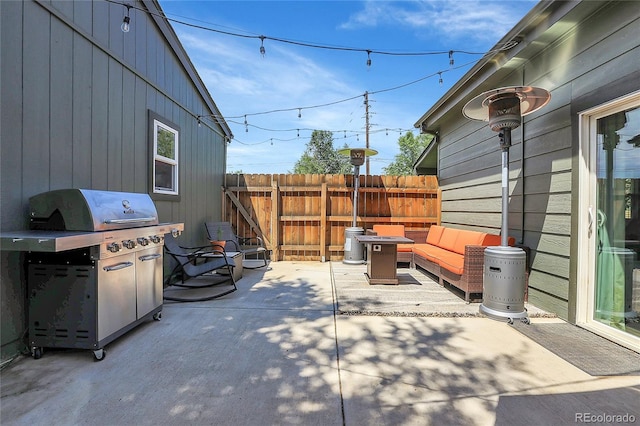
top-left (291, 130), bottom-right (353, 174)
top-left (383, 132), bottom-right (434, 176)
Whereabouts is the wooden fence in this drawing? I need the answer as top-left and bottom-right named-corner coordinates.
top-left (222, 174), bottom-right (441, 261)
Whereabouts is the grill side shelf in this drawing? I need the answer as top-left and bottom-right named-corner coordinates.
top-left (0, 231), bottom-right (104, 252)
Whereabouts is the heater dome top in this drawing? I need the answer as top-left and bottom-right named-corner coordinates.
top-left (462, 86), bottom-right (551, 122)
top-left (337, 147), bottom-right (378, 166)
top-left (337, 148), bottom-right (378, 157)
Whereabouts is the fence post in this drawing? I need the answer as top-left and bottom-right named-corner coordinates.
top-left (320, 182), bottom-right (327, 262)
top-left (271, 176), bottom-right (280, 261)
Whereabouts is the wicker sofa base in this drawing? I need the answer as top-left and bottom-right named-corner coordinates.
top-left (397, 251), bottom-right (413, 267)
top-left (413, 245), bottom-right (486, 303)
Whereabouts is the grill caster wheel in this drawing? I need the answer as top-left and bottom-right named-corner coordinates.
top-left (32, 347), bottom-right (43, 360)
top-left (521, 317), bottom-right (531, 325)
top-left (93, 349), bottom-right (106, 361)
top-left (153, 312), bottom-right (162, 321)
top-left (507, 318), bottom-right (514, 325)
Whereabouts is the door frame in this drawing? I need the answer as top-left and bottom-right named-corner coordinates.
top-left (576, 90), bottom-right (640, 352)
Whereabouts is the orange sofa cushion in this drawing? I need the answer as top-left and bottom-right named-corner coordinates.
top-left (426, 225), bottom-right (445, 245)
top-left (452, 230), bottom-right (487, 255)
top-left (412, 244), bottom-right (450, 264)
top-left (436, 251), bottom-right (465, 275)
top-left (438, 227), bottom-right (459, 252)
top-left (481, 234), bottom-right (516, 246)
top-left (372, 224), bottom-right (405, 237)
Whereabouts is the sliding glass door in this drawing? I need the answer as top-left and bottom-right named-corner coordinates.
top-left (579, 92), bottom-right (640, 351)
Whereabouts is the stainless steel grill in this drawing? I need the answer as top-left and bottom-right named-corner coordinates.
top-left (0, 189), bottom-right (183, 361)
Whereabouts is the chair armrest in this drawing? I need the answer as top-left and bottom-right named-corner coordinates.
top-left (238, 236), bottom-right (264, 247)
top-left (176, 244), bottom-right (216, 255)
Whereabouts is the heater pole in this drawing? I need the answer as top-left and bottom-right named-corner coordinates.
top-left (500, 128), bottom-right (511, 247)
top-left (364, 92), bottom-right (370, 176)
top-left (353, 164), bottom-right (360, 227)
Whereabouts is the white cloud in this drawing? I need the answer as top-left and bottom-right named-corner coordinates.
top-left (340, 0), bottom-right (534, 43)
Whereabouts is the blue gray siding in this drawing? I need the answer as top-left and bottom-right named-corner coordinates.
top-left (425, 1), bottom-right (640, 320)
top-left (0, 0), bottom-right (230, 361)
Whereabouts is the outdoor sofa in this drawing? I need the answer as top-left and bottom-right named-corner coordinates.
top-left (368, 224), bottom-right (521, 303)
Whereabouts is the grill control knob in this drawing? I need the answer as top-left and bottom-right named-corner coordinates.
top-left (150, 235), bottom-right (162, 244)
top-left (107, 242), bottom-right (121, 253)
top-left (137, 237), bottom-right (150, 246)
top-left (122, 240), bottom-right (137, 249)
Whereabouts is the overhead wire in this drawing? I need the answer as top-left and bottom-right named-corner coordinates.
top-left (105, 0), bottom-right (511, 58)
top-left (107, 0), bottom-right (518, 171)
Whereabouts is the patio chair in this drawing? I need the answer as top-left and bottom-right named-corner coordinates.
top-left (205, 221), bottom-right (268, 269)
top-left (163, 233), bottom-right (237, 301)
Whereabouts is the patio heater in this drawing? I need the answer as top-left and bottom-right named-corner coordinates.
top-left (338, 147), bottom-right (378, 264)
top-left (463, 86), bottom-right (550, 323)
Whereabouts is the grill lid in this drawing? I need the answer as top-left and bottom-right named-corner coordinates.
top-left (29, 189), bottom-right (159, 231)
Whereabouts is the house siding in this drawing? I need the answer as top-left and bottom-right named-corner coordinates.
top-left (426, 1), bottom-right (640, 320)
top-left (0, 0), bottom-right (229, 361)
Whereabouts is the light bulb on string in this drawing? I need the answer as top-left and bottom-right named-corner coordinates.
top-left (259, 36), bottom-right (266, 57)
top-left (121, 4), bottom-right (131, 33)
top-left (438, 72), bottom-right (443, 85)
top-left (298, 108), bottom-right (302, 119)
top-left (366, 50), bottom-right (372, 68)
top-left (385, 129), bottom-right (388, 136)
top-left (244, 115), bottom-right (248, 132)
top-left (449, 51), bottom-right (454, 67)
top-left (344, 131), bottom-right (346, 139)
top-left (297, 129), bottom-right (300, 137)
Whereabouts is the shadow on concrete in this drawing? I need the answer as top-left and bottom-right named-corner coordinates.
top-left (0, 261), bottom-right (636, 425)
top-left (495, 386), bottom-right (640, 426)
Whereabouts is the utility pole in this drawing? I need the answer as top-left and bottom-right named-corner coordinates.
top-left (364, 91), bottom-right (370, 175)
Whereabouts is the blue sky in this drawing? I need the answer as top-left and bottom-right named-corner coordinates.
top-left (158, 0), bottom-right (537, 174)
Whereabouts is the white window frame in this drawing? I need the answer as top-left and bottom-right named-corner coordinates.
top-left (152, 118), bottom-right (179, 196)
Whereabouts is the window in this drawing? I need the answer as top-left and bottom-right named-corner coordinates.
top-left (149, 112), bottom-right (180, 197)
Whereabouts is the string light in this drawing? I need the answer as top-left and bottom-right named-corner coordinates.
top-left (104, 0), bottom-right (518, 60)
top-left (121, 4), bottom-right (131, 33)
top-left (141, 0), bottom-right (522, 142)
top-left (190, 57), bottom-right (488, 125)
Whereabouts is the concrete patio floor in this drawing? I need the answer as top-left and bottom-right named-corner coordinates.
top-left (1, 261), bottom-right (638, 426)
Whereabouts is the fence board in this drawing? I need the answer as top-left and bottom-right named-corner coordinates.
top-left (224, 174), bottom-right (440, 261)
